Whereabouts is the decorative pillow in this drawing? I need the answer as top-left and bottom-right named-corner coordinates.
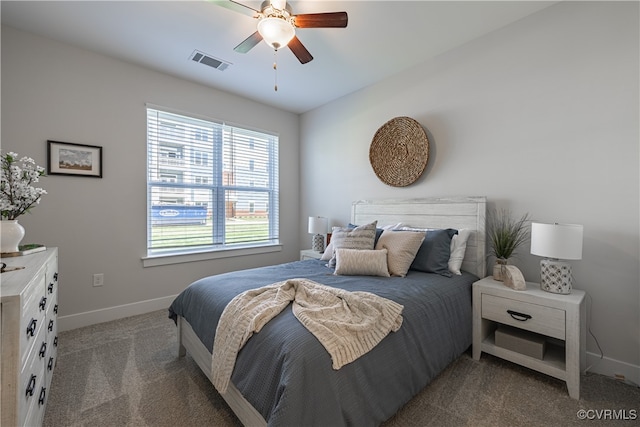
top-left (334, 248), bottom-right (390, 277)
top-left (327, 221), bottom-right (378, 268)
top-left (320, 241), bottom-right (334, 261)
top-left (409, 228), bottom-right (457, 277)
top-left (375, 230), bottom-right (425, 277)
top-left (448, 229), bottom-right (471, 275)
top-left (349, 222), bottom-right (404, 246)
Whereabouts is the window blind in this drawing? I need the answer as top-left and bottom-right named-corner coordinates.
top-left (146, 107), bottom-right (279, 255)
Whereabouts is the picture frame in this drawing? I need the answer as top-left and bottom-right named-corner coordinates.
top-left (47, 140), bottom-right (103, 178)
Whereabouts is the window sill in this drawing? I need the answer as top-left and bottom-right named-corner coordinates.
top-left (142, 244), bottom-right (283, 267)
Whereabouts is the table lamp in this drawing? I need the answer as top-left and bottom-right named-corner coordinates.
top-left (530, 222), bottom-right (583, 294)
top-left (308, 216), bottom-right (328, 252)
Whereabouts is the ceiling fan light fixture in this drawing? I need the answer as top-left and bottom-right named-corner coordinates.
top-left (257, 17), bottom-right (295, 50)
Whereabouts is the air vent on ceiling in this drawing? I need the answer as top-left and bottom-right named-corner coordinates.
top-left (190, 50), bottom-right (231, 71)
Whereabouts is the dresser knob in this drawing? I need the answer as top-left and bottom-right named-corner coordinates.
top-left (39, 342), bottom-right (47, 358)
top-left (38, 387), bottom-right (47, 405)
top-left (26, 319), bottom-right (37, 337)
top-left (26, 375), bottom-right (36, 397)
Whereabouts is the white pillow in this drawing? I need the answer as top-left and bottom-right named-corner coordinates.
top-left (448, 229), bottom-right (471, 275)
top-left (320, 241), bottom-right (334, 261)
top-left (334, 248), bottom-right (390, 277)
top-left (375, 230), bottom-right (425, 277)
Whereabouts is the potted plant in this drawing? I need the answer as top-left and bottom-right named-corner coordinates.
top-left (0, 151), bottom-right (46, 253)
top-left (487, 208), bottom-right (530, 281)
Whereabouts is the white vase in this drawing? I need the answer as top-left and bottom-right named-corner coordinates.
top-left (1, 220), bottom-right (25, 253)
top-left (493, 259), bottom-right (508, 281)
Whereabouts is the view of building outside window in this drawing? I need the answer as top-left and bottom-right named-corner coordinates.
top-left (146, 108), bottom-right (279, 254)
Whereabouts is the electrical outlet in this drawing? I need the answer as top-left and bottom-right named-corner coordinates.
top-left (93, 273), bottom-right (104, 287)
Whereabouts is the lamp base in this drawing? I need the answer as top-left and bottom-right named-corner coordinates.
top-left (312, 234), bottom-right (324, 252)
top-left (540, 259), bottom-right (573, 294)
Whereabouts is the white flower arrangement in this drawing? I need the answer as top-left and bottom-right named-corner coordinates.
top-left (0, 151), bottom-right (47, 220)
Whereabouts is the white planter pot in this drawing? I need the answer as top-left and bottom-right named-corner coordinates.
top-left (1, 220), bottom-right (25, 253)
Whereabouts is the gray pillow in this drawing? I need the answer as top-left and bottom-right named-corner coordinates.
top-left (409, 228), bottom-right (457, 277)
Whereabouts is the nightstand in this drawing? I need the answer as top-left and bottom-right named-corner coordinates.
top-left (300, 249), bottom-right (323, 260)
top-left (472, 276), bottom-right (586, 399)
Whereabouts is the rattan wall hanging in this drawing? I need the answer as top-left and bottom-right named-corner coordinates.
top-left (369, 116), bottom-right (429, 187)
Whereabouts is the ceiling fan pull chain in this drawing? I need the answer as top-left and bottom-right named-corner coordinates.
top-left (273, 49), bottom-right (278, 91)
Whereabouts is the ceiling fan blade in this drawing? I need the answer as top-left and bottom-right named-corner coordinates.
top-left (234, 31), bottom-right (263, 53)
top-left (208, 0), bottom-right (260, 17)
top-left (294, 12), bottom-right (348, 28)
top-left (288, 36), bottom-right (313, 64)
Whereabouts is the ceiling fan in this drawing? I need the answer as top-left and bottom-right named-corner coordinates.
top-left (211, 0), bottom-right (348, 64)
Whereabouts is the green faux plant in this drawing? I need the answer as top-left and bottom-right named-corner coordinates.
top-left (487, 208), bottom-right (530, 261)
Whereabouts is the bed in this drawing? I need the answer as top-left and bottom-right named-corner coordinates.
top-left (169, 197), bottom-right (487, 426)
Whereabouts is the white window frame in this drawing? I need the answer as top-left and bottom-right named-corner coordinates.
top-left (143, 106), bottom-right (281, 267)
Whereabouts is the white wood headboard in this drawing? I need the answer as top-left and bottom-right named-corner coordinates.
top-left (351, 197), bottom-right (487, 278)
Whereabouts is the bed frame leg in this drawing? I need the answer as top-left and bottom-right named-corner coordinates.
top-left (177, 316), bottom-right (186, 357)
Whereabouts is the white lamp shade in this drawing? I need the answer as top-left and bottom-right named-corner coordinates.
top-left (308, 216), bottom-right (328, 235)
top-left (257, 17), bottom-right (295, 50)
top-left (530, 222), bottom-right (583, 260)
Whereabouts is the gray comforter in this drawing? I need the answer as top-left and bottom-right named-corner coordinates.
top-left (169, 259), bottom-right (477, 426)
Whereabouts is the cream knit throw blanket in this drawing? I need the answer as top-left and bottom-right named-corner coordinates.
top-left (211, 278), bottom-right (404, 393)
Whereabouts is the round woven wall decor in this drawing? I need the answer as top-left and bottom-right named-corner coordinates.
top-left (369, 116), bottom-right (429, 187)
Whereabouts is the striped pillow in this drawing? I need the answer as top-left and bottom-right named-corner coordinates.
top-left (328, 221), bottom-right (378, 268)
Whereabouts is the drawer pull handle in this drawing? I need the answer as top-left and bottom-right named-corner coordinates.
top-left (48, 283), bottom-right (54, 293)
top-left (54, 304), bottom-right (58, 314)
top-left (39, 342), bottom-right (47, 358)
top-left (54, 272), bottom-right (58, 281)
top-left (54, 336), bottom-right (58, 347)
top-left (48, 319), bottom-right (55, 332)
top-left (26, 375), bottom-right (36, 397)
top-left (38, 387), bottom-right (47, 405)
top-left (48, 357), bottom-right (55, 371)
top-left (507, 310), bottom-right (532, 321)
top-left (27, 318), bottom-right (37, 337)
top-left (39, 296), bottom-right (47, 311)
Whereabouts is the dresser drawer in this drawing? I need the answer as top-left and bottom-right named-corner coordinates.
top-left (45, 318), bottom-right (58, 388)
top-left (18, 360), bottom-right (46, 426)
top-left (19, 272), bottom-right (47, 367)
top-left (482, 294), bottom-right (565, 340)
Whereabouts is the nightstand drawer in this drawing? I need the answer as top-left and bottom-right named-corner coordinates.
top-left (482, 294), bottom-right (565, 340)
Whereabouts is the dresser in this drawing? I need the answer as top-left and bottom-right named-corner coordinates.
top-left (1, 248), bottom-right (59, 426)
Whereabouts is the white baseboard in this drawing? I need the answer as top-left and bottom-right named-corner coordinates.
top-left (57, 295), bottom-right (178, 332)
top-left (586, 351), bottom-right (640, 387)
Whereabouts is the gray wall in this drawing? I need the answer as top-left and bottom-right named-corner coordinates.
top-left (300, 2), bottom-right (639, 379)
top-left (1, 26), bottom-right (300, 324)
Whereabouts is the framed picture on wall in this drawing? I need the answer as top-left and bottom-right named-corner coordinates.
top-left (47, 140), bottom-right (103, 178)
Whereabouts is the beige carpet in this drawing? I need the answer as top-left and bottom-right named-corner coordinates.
top-left (44, 310), bottom-right (639, 427)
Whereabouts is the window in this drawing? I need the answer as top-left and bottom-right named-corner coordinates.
top-left (146, 107), bottom-right (279, 257)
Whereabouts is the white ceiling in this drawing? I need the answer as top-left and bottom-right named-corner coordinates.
top-left (1, 1), bottom-right (555, 114)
